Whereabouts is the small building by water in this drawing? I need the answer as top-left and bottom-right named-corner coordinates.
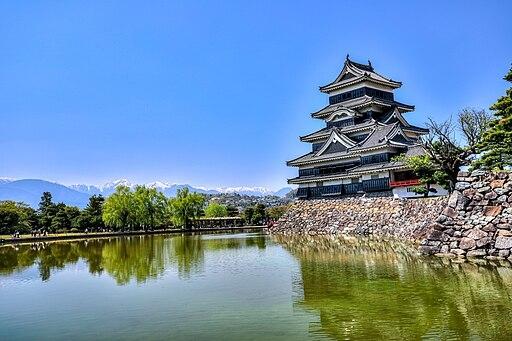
top-left (287, 55), bottom-right (447, 199)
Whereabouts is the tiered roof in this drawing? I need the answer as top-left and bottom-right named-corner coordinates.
top-left (311, 97), bottom-right (414, 119)
top-left (319, 55), bottom-right (402, 93)
top-left (288, 122), bottom-right (418, 167)
top-left (287, 56), bottom-right (428, 185)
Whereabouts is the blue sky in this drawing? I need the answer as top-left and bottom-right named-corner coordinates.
top-left (1, 0), bottom-right (511, 190)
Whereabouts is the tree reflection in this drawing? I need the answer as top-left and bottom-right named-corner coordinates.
top-left (273, 234), bottom-right (512, 340)
top-left (169, 234), bottom-right (204, 279)
top-left (0, 233), bottom-right (267, 284)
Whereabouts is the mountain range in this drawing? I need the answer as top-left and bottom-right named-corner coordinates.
top-left (0, 178), bottom-right (293, 208)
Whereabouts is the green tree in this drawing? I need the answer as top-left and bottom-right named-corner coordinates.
top-left (79, 195), bottom-right (105, 230)
top-left (473, 66), bottom-right (512, 170)
top-left (0, 201), bottom-right (36, 234)
top-left (133, 186), bottom-right (167, 229)
top-left (38, 192), bottom-right (56, 230)
top-left (265, 205), bottom-right (288, 221)
top-left (252, 204), bottom-right (266, 224)
top-left (167, 188), bottom-right (205, 229)
top-left (64, 206), bottom-right (81, 229)
top-left (102, 186), bottom-right (136, 230)
top-left (394, 155), bottom-right (449, 197)
top-left (242, 206), bottom-right (254, 225)
top-left (226, 205), bottom-right (239, 217)
top-left (204, 202), bottom-right (228, 218)
top-left (243, 204), bottom-right (267, 225)
top-left (50, 203), bottom-right (71, 232)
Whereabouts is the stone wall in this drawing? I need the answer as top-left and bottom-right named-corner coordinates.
top-left (270, 196), bottom-right (446, 240)
top-left (420, 171), bottom-right (512, 259)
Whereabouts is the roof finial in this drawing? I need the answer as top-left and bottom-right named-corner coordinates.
top-left (346, 53), bottom-right (350, 61)
top-left (368, 59), bottom-right (372, 67)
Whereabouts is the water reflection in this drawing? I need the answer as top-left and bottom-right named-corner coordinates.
top-left (3, 233), bottom-right (512, 340)
top-left (0, 233), bottom-right (267, 285)
top-left (273, 234), bottom-right (512, 340)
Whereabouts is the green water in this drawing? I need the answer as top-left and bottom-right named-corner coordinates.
top-left (1, 233), bottom-right (512, 340)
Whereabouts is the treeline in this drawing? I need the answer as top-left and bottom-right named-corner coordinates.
top-left (0, 186), bottom-right (289, 235)
top-left (0, 192), bottom-right (105, 235)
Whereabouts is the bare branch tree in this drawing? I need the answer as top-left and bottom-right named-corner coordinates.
top-left (421, 108), bottom-right (492, 191)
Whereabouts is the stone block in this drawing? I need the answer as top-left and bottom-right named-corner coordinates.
top-left (455, 182), bottom-right (472, 191)
top-left (459, 237), bottom-right (476, 250)
top-left (495, 236), bottom-right (512, 249)
top-left (419, 245), bottom-right (439, 255)
top-left (491, 180), bottom-right (506, 189)
top-left (463, 188), bottom-right (476, 197)
top-left (467, 250), bottom-right (487, 257)
top-left (471, 170), bottom-right (486, 177)
top-left (499, 249), bottom-right (511, 258)
top-left (436, 215), bottom-right (447, 223)
top-left (442, 207), bottom-right (457, 218)
top-left (448, 192), bottom-right (459, 208)
top-left (484, 206), bottom-right (503, 217)
top-left (477, 186), bottom-right (491, 193)
top-left (467, 228), bottom-right (487, 240)
top-left (485, 191), bottom-right (498, 200)
top-left (477, 237), bottom-right (491, 247)
top-left (478, 200), bottom-right (490, 206)
top-left (451, 248), bottom-right (466, 255)
top-left (483, 223), bottom-right (497, 232)
top-left (497, 195), bottom-right (508, 203)
top-left (495, 188), bottom-right (510, 196)
top-left (428, 229), bottom-right (444, 241)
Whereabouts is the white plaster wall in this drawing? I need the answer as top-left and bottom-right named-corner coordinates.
top-left (324, 180), bottom-right (343, 186)
top-left (392, 184), bottom-right (449, 198)
top-left (361, 171), bottom-right (389, 180)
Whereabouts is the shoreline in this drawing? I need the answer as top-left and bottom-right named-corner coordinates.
top-left (0, 226), bottom-right (266, 246)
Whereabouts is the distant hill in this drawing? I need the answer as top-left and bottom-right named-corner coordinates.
top-left (273, 187), bottom-right (293, 197)
top-left (0, 179), bottom-right (90, 208)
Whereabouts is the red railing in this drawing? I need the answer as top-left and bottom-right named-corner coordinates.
top-left (389, 179), bottom-right (420, 188)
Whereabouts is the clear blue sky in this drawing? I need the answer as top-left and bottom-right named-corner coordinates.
top-left (1, 0), bottom-right (511, 189)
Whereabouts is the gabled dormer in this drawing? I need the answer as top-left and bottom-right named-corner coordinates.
top-left (315, 130), bottom-right (356, 156)
top-left (319, 55), bottom-right (402, 94)
top-left (381, 107), bottom-right (411, 126)
top-left (325, 106), bottom-right (359, 128)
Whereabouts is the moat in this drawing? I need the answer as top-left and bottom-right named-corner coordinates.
top-left (2, 232), bottom-right (512, 340)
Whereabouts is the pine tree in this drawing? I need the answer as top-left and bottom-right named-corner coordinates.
top-left (38, 192), bottom-right (56, 229)
top-left (474, 66), bottom-right (512, 169)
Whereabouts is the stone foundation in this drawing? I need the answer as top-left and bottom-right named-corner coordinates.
top-left (420, 171), bottom-right (512, 260)
top-left (270, 196), bottom-right (446, 240)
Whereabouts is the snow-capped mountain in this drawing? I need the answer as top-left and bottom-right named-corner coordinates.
top-left (146, 181), bottom-right (172, 189)
top-left (69, 179), bottom-right (292, 197)
top-left (0, 177), bottom-right (293, 207)
top-left (0, 177), bottom-right (15, 185)
top-left (215, 186), bottom-right (275, 197)
top-left (69, 179), bottom-right (134, 196)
